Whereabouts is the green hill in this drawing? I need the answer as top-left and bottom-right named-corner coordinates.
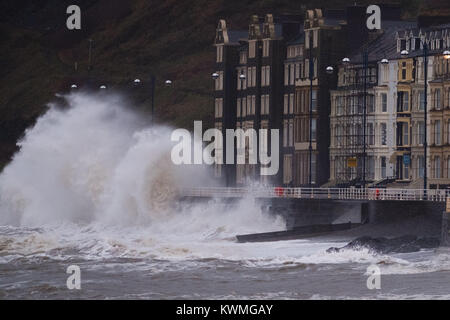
top-left (0, 0), bottom-right (433, 169)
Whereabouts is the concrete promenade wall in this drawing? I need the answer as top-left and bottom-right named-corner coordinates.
top-left (179, 196), bottom-right (445, 238)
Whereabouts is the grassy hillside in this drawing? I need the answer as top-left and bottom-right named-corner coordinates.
top-left (0, 0), bottom-right (436, 168)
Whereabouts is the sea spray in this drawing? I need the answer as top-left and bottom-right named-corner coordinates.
top-left (0, 91), bottom-right (283, 238)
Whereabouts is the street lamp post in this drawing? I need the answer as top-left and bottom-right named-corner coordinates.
top-left (308, 34), bottom-right (314, 187)
top-left (134, 76), bottom-right (172, 124)
top-left (333, 53), bottom-right (381, 189)
top-left (401, 43), bottom-right (428, 195)
top-left (362, 49), bottom-right (368, 189)
top-left (239, 71), bottom-right (246, 185)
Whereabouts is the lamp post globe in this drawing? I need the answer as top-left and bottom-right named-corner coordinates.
top-left (444, 50), bottom-right (450, 60)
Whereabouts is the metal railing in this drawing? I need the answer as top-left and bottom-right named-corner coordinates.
top-left (181, 187), bottom-right (450, 202)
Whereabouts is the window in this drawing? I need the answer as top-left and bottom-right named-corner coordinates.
top-left (400, 39), bottom-right (406, 51)
top-left (403, 91), bottom-right (409, 111)
top-left (418, 155), bottom-right (424, 178)
top-left (368, 156), bottom-right (375, 179)
top-left (263, 39), bottom-right (270, 57)
top-left (252, 67), bottom-right (256, 87)
top-left (314, 58), bottom-right (318, 78)
top-left (448, 157), bottom-right (450, 178)
top-left (418, 90), bottom-right (425, 111)
top-left (447, 88), bottom-right (450, 108)
top-left (381, 157), bottom-right (387, 179)
top-left (401, 61), bottom-right (407, 80)
top-left (383, 64), bottom-right (389, 82)
top-left (305, 59), bottom-right (310, 79)
top-left (381, 123), bottom-right (387, 145)
top-left (313, 29), bottom-right (318, 48)
top-left (215, 71), bottom-right (224, 91)
top-left (368, 95), bottom-right (375, 113)
top-left (289, 120), bottom-right (294, 146)
top-left (447, 157), bottom-right (450, 178)
top-left (403, 122), bottom-right (409, 146)
top-left (404, 159), bottom-right (410, 180)
top-left (448, 121), bottom-right (450, 145)
top-left (283, 94), bottom-right (288, 115)
top-left (239, 51), bottom-right (247, 64)
top-left (311, 90), bottom-right (317, 111)
top-left (283, 155), bottom-right (292, 184)
top-left (289, 64), bottom-right (295, 85)
top-left (216, 45), bottom-right (223, 63)
top-left (251, 95), bottom-right (256, 115)
top-left (237, 98), bottom-right (241, 117)
top-left (261, 95), bottom-right (269, 115)
top-left (435, 120), bottom-right (441, 145)
top-left (397, 91), bottom-right (409, 112)
top-left (262, 66), bottom-right (270, 86)
top-left (381, 93), bottom-right (387, 112)
top-left (368, 123), bottom-right (374, 145)
top-left (311, 153), bottom-right (317, 184)
top-left (283, 121), bottom-right (288, 147)
top-left (249, 41), bottom-right (256, 58)
top-left (284, 64), bottom-right (289, 85)
top-left (242, 97), bottom-right (247, 117)
top-left (435, 156), bottom-right (441, 178)
top-left (397, 122), bottom-right (409, 146)
top-left (311, 118), bottom-right (317, 141)
top-left (214, 98), bottom-right (223, 118)
top-left (418, 121), bottom-right (425, 145)
top-left (289, 94), bottom-right (294, 114)
top-left (435, 89), bottom-right (441, 109)
top-left (237, 68), bottom-right (246, 90)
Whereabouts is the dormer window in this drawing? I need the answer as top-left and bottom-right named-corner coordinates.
top-left (400, 39), bottom-right (406, 51)
top-left (415, 37), bottom-right (421, 50)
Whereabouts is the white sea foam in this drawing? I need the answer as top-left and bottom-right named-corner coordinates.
top-left (0, 92), bottom-right (284, 262)
top-left (0, 92), bottom-right (448, 280)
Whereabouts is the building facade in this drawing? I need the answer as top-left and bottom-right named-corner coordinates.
top-left (213, 8), bottom-right (450, 189)
top-left (329, 23), bottom-right (450, 189)
top-left (214, 14), bottom-right (303, 186)
top-left (293, 8), bottom-right (346, 187)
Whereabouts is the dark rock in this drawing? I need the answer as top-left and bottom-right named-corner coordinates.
top-left (328, 235), bottom-right (440, 254)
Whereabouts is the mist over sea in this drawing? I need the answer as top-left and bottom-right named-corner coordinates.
top-left (0, 93), bottom-right (449, 299)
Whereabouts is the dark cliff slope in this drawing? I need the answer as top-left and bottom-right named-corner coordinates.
top-left (0, 0), bottom-right (442, 169)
